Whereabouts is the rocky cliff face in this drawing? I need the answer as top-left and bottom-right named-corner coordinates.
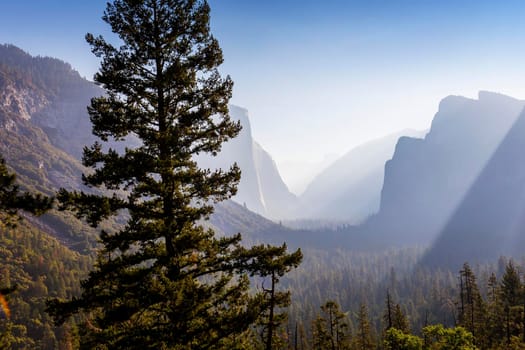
top-left (0, 44), bottom-right (104, 159)
top-left (0, 46), bottom-right (84, 194)
top-left (365, 91), bottom-right (525, 246)
top-left (421, 105), bottom-right (525, 268)
top-left (253, 141), bottom-right (298, 219)
top-left (298, 129), bottom-right (424, 223)
top-left (0, 44), bottom-right (295, 228)
top-left (198, 105), bottom-right (297, 220)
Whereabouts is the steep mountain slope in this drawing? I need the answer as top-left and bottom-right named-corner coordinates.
top-left (421, 106), bottom-right (525, 269)
top-left (0, 221), bottom-right (92, 349)
top-left (0, 44), bottom-right (293, 242)
top-left (0, 44), bottom-right (104, 159)
top-left (198, 105), bottom-right (297, 220)
top-left (362, 91), bottom-right (525, 246)
top-left (253, 141), bottom-right (298, 219)
top-left (298, 129), bottom-right (425, 223)
top-left (0, 45), bottom-right (102, 250)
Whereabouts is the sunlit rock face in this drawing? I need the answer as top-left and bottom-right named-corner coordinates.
top-left (365, 91), bottom-right (524, 247)
top-left (0, 44), bottom-right (105, 159)
top-left (253, 141), bottom-right (298, 219)
top-left (422, 104), bottom-right (525, 269)
top-left (198, 105), bottom-right (297, 220)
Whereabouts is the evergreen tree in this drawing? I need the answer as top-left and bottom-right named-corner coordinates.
top-left (392, 304), bottom-right (410, 334)
top-left (486, 272), bottom-right (504, 347)
top-left (311, 301), bottom-right (351, 350)
top-left (46, 1), bottom-right (301, 348)
top-left (499, 261), bottom-right (523, 345)
top-left (321, 301), bottom-right (350, 350)
top-left (457, 263), bottom-right (486, 345)
top-left (256, 244), bottom-right (302, 350)
top-left (384, 290), bottom-right (394, 331)
top-left (312, 314), bottom-right (331, 350)
top-left (500, 261), bottom-right (521, 307)
top-left (354, 303), bottom-right (374, 350)
top-left (383, 290), bottom-right (410, 335)
top-left (0, 156), bottom-right (52, 227)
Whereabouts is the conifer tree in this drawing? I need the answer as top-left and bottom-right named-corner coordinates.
top-left (383, 291), bottom-right (410, 334)
top-left (312, 300), bottom-right (351, 350)
top-left (499, 261), bottom-right (523, 344)
top-left (486, 272), bottom-right (503, 347)
top-left (354, 303), bottom-right (374, 350)
top-left (312, 314), bottom-right (331, 350)
top-left (256, 244), bottom-right (302, 350)
top-left (46, 1), bottom-right (301, 348)
top-left (321, 301), bottom-right (350, 350)
top-left (457, 263), bottom-right (486, 344)
top-left (392, 304), bottom-right (410, 334)
top-left (0, 156), bottom-right (52, 227)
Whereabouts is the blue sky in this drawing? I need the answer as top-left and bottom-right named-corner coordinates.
top-left (1, 1), bottom-right (525, 192)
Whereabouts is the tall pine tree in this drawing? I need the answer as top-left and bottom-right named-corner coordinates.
top-left (256, 244), bottom-right (302, 350)
top-left (457, 263), bottom-right (486, 343)
top-left (46, 1), bottom-right (300, 348)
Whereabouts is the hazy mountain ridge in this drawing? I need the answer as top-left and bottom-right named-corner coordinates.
top-left (421, 104), bottom-right (525, 269)
top-left (364, 91), bottom-right (525, 248)
top-left (253, 141), bottom-right (299, 219)
top-left (0, 44), bottom-right (293, 247)
top-left (199, 105), bottom-right (298, 220)
top-left (297, 129), bottom-right (425, 223)
top-left (5, 44), bottom-right (525, 270)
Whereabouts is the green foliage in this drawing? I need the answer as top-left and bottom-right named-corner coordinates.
top-left (0, 221), bottom-right (92, 349)
top-left (384, 328), bottom-right (423, 350)
top-left (0, 156), bottom-right (52, 227)
top-left (255, 244), bottom-right (302, 350)
top-left (457, 263), bottom-right (486, 346)
top-left (383, 326), bottom-right (477, 350)
top-left (354, 303), bottom-right (375, 350)
top-left (312, 300), bottom-right (351, 350)
top-left (47, 0), bottom-right (301, 348)
top-left (422, 325), bottom-right (477, 350)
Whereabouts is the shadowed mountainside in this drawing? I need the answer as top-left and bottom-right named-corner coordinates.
top-left (360, 91), bottom-right (525, 247)
top-left (421, 105), bottom-right (525, 269)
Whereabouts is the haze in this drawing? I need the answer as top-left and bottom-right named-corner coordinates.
top-left (3, 1), bottom-right (525, 193)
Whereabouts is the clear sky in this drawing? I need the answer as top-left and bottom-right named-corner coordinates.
top-left (2, 1), bottom-right (525, 193)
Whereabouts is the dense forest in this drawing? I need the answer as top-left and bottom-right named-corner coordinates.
top-left (5, 215), bottom-right (525, 349)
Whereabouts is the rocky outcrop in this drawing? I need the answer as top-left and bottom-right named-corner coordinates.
top-left (198, 105), bottom-right (297, 220)
top-left (421, 105), bottom-right (525, 268)
top-left (365, 91), bottom-right (525, 246)
top-left (253, 141), bottom-right (298, 219)
top-left (298, 129), bottom-right (424, 223)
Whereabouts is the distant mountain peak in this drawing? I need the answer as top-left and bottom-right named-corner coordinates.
top-left (296, 129), bottom-right (425, 223)
top-left (369, 91), bottom-right (525, 250)
top-left (478, 90), bottom-right (521, 103)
